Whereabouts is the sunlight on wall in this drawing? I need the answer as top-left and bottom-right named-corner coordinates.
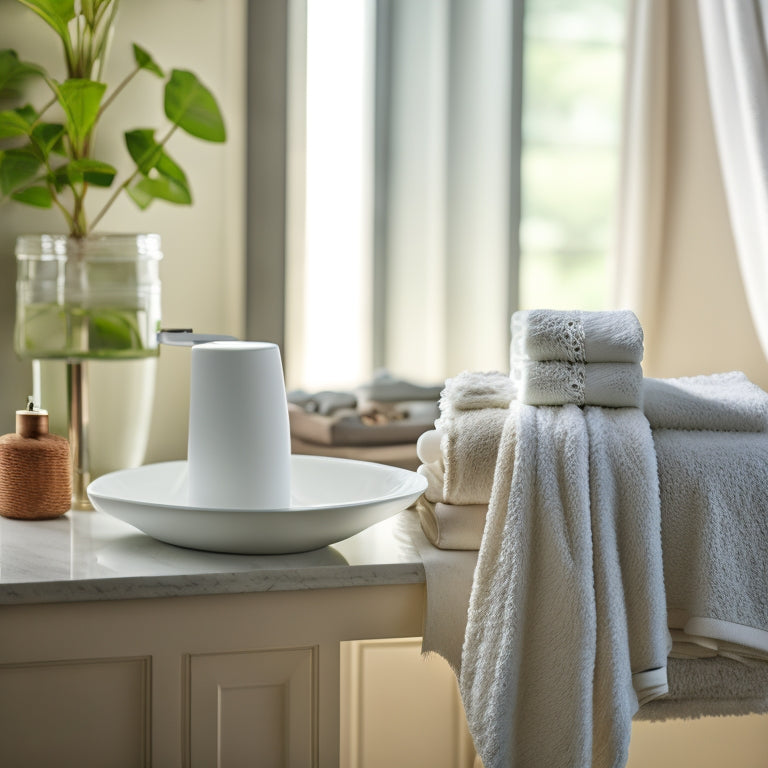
top-left (301, 0), bottom-right (375, 390)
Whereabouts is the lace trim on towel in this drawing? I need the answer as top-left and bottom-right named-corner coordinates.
top-left (512, 311), bottom-right (587, 363)
top-left (564, 361), bottom-right (586, 406)
top-left (554, 315), bottom-right (586, 363)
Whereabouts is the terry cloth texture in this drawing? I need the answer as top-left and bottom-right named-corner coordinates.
top-left (421, 408), bottom-right (510, 505)
top-left (642, 371), bottom-right (768, 432)
top-left (510, 309), bottom-right (644, 364)
top-left (654, 428), bottom-right (768, 661)
top-left (418, 371), bottom-right (514, 505)
top-left (416, 497), bottom-right (489, 551)
top-left (511, 360), bottom-right (644, 408)
top-left (415, 530), bottom-right (768, 724)
top-left (458, 403), bottom-right (668, 768)
top-left (439, 370), bottom-right (516, 414)
top-left (636, 657), bottom-right (768, 721)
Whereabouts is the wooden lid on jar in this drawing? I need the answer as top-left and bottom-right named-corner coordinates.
top-left (16, 408), bottom-right (49, 439)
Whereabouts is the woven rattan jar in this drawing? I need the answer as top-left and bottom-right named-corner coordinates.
top-left (0, 400), bottom-right (71, 519)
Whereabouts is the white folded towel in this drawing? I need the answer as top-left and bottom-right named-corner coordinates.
top-left (643, 371), bottom-right (768, 432)
top-left (416, 498), bottom-right (489, 551)
top-left (439, 370), bottom-right (515, 414)
top-left (459, 403), bottom-right (668, 768)
top-left (419, 371), bottom-right (513, 506)
top-left (511, 309), bottom-right (644, 364)
top-left (511, 360), bottom-right (643, 408)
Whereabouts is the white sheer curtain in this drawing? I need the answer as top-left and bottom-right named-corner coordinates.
top-left (698, 0), bottom-right (768, 361)
top-left (613, 0), bottom-right (668, 349)
top-left (613, 0), bottom-right (768, 383)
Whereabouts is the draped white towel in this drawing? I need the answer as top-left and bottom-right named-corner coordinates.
top-left (459, 403), bottom-right (668, 768)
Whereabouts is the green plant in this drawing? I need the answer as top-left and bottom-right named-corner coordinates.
top-left (0, 0), bottom-right (226, 238)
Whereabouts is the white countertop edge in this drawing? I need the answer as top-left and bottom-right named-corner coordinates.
top-left (0, 563), bottom-right (427, 606)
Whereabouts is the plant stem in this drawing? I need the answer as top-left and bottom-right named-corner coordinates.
top-left (98, 65), bottom-right (139, 116)
top-left (48, 185), bottom-right (76, 232)
top-left (88, 122), bottom-right (179, 234)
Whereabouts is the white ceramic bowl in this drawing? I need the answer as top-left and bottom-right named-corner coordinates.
top-left (87, 455), bottom-right (427, 554)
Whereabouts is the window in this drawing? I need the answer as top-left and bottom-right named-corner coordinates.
top-left (519, 0), bottom-right (626, 310)
top-left (282, 0), bottom-right (627, 390)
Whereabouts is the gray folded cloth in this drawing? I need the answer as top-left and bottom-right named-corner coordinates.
top-left (636, 657), bottom-right (768, 721)
top-left (355, 370), bottom-right (443, 404)
top-left (287, 389), bottom-right (357, 416)
top-left (288, 403), bottom-right (436, 447)
top-left (642, 371), bottom-right (768, 432)
top-left (654, 428), bottom-right (768, 662)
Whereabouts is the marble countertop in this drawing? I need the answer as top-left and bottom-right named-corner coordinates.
top-left (0, 506), bottom-right (427, 605)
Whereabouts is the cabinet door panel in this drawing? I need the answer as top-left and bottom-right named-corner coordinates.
top-left (0, 656), bottom-right (151, 768)
top-left (188, 647), bottom-right (316, 768)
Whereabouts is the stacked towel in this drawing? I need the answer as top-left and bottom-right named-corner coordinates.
top-left (418, 371), bottom-right (768, 548)
top-left (512, 360), bottom-right (643, 407)
top-left (511, 308), bottom-right (645, 363)
top-left (416, 372), bottom-right (513, 507)
top-left (510, 309), bottom-right (644, 407)
top-left (413, 366), bottom-right (768, 765)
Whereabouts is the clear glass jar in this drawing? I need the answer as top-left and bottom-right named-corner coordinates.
top-left (15, 233), bottom-right (163, 360)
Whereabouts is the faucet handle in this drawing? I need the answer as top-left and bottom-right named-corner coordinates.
top-left (157, 329), bottom-right (239, 347)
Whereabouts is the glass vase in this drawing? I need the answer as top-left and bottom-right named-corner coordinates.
top-left (15, 234), bottom-right (163, 509)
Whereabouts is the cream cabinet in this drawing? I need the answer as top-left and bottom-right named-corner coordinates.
top-left (0, 583), bottom-right (474, 768)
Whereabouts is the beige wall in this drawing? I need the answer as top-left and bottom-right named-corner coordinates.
top-left (641, 0), bottom-right (768, 390)
top-left (0, 0), bottom-right (246, 459)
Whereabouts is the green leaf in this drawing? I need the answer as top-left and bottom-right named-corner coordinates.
top-left (49, 164), bottom-right (71, 191)
top-left (124, 129), bottom-right (163, 174)
top-left (15, 0), bottom-right (76, 41)
top-left (53, 79), bottom-right (106, 149)
top-left (124, 128), bottom-right (192, 208)
top-left (0, 147), bottom-right (41, 194)
top-left (126, 181), bottom-right (153, 210)
top-left (164, 69), bottom-right (226, 142)
top-left (131, 175), bottom-right (191, 206)
top-left (0, 50), bottom-right (45, 94)
top-left (11, 185), bottom-right (52, 207)
top-left (31, 123), bottom-right (66, 156)
top-left (155, 151), bottom-right (190, 199)
top-left (132, 44), bottom-right (164, 78)
top-left (0, 105), bottom-right (37, 138)
top-left (67, 158), bottom-right (116, 186)
top-left (88, 308), bottom-right (143, 351)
